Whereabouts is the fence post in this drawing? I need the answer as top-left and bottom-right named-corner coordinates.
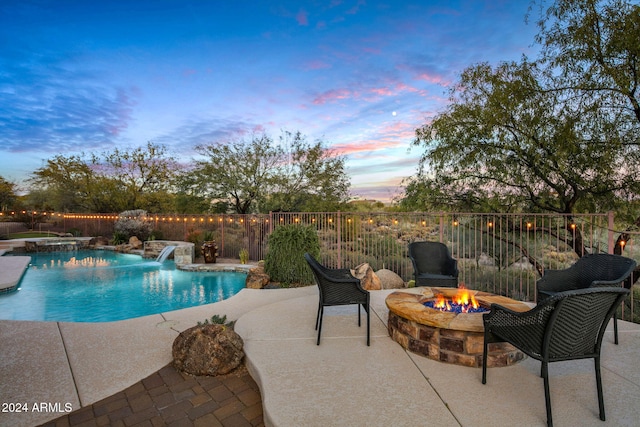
top-left (337, 211), bottom-right (342, 268)
top-left (608, 211), bottom-right (615, 254)
top-left (269, 211), bottom-right (273, 235)
top-left (221, 215), bottom-right (225, 258)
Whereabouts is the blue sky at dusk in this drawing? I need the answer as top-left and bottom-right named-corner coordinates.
top-left (0, 1), bottom-right (539, 202)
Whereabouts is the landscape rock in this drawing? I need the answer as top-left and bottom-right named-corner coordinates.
top-left (375, 268), bottom-right (405, 289)
top-left (89, 236), bottom-right (111, 246)
top-left (114, 243), bottom-right (133, 253)
top-left (129, 236), bottom-right (143, 249)
top-left (351, 263), bottom-right (382, 290)
top-left (246, 264), bottom-right (270, 289)
top-left (172, 324), bottom-right (244, 376)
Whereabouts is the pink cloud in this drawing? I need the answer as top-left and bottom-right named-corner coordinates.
top-left (296, 9), bottom-right (309, 26)
top-left (415, 72), bottom-right (450, 85)
top-left (332, 139), bottom-right (402, 155)
top-left (312, 88), bottom-right (355, 105)
top-left (370, 87), bottom-right (394, 96)
top-left (303, 60), bottom-right (331, 70)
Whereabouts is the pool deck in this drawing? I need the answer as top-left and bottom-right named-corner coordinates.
top-left (2, 258), bottom-right (640, 426)
top-left (0, 256), bottom-right (30, 292)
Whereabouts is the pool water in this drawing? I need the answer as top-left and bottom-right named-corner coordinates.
top-left (0, 250), bottom-right (247, 322)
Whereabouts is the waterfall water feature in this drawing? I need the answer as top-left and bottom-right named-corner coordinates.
top-left (155, 245), bottom-right (177, 262)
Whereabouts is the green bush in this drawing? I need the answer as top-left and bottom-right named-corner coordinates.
top-left (264, 224), bottom-right (320, 286)
top-left (111, 231), bottom-right (128, 245)
top-left (197, 314), bottom-right (234, 328)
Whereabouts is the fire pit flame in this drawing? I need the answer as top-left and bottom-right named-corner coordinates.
top-left (424, 287), bottom-right (487, 313)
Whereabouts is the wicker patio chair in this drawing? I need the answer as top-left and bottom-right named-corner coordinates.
top-left (482, 287), bottom-right (630, 427)
top-left (536, 253), bottom-right (636, 344)
top-left (408, 241), bottom-right (459, 287)
top-left (304, 253), bottom-right (370, 346)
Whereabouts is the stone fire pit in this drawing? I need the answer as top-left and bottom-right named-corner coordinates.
top-left (386, 287), bottom-right (531, 368)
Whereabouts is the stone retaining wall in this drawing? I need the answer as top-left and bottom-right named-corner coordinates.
top-left (143, 240), bottom-right (194, 265)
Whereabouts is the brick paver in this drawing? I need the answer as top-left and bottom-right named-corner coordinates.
top-left (38, 364), bottom-right (264, 427)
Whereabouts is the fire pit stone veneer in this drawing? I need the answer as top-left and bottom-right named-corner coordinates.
top-left (386, 287), bottom-right (531, 368)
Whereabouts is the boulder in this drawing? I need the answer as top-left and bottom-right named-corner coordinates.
top-left (89, 236), bottom-right (111, 246)
top-left (129, 236), bottom-right (143, 249)
top-left (246, 264), bottom-right (270, 289)
top-left (351, 263), bottom-right (382, 290)
top-left (172, 324), bottom-right (244, 376)
top-left (115, 243), bottom-right (133, 253)
top-left (375, 269), bottom-right (405, 289)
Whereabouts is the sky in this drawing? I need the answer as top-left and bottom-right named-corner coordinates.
top-left (0, 0), bottom-right (540, 202)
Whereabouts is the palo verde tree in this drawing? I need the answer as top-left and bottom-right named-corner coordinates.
top-left (410, 0), bottom-right (640, 260)
top-left (189, 131), bottom-right (350, 214)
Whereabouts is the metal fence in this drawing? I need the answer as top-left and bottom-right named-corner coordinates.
top-left (0, 222), bottom-right (29, 236)
top-left (9, 210), bottom-right (638, 322)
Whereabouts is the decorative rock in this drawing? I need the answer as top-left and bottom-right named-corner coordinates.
top-left (375, 268), bottom-right (405, 289)
top-left (351, 263), bottom-right (382, 290)
top-left (129, 236), bottom-right (143, 249)
top-left (115, 243), bottom-right (133, 253)
top-left (172, 324), bottom-right (244, 376)
top-left (246, 264), bottom-right (270, 289)
top-left (89, 236), bottom-right (111, 246)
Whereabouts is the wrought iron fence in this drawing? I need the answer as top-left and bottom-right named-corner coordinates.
top-left (0, 222), bottom-right (29, 236)
top-left (15, 210), bottom-right (638, 322)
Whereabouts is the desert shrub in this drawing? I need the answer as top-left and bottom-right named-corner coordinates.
top-left (149, 229), bottom-right (164, 241)
top-left (67, 227), bottom-right (82, 237)
top-left (619, 285), bottom-right (640, 324)
top-left (185, 228), bottom-right (203, 247)
top-left (111, 231), bottom-right (128, 245)
top-left (461, 264), bottom-right (537, 301)
top-left (113, 210), bottom-right (153, 241)
top-left (197, 314), bottom-right (234, 328)
top-left (264, 224), bottom-right (320, 286)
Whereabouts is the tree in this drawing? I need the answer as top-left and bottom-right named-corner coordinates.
top-left (532, 0), bottom-right (640, 254)
top-left (190, 132), bottom-right (350, 214)
top-left (413, 59), bottom-right (639, 215)
top-left (533, 0), bottom-right (640, 124)
top-left (29, 155), bottom-right (100, 212)
top-left (407, 3), bottom-right (640, 259)
top-left (0, 176), bottom-right (17, 212)
top-left (29, 143), bottom-right (178, 212)
top-left (408, 0), bottom-right (640, 256)
top-left (98, 142), bottom-right (179, 210)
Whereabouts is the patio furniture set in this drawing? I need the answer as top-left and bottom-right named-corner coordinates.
top-left (304, 242), bottom-right (637, 427)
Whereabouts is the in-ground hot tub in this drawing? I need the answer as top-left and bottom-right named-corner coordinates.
top-left (386, 287), bottom-right (532, 368)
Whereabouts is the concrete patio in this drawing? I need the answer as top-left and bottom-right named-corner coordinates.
top-left (1, 283), bottom-right (640, 427)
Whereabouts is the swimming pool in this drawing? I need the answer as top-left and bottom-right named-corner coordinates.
top-left (0, 250), bottom-right (247, 322)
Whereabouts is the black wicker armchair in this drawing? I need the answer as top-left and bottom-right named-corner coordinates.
top-left (408, 241), bottom-right (459, 287)
top-left (304, 253), bottom-right (370, 346)
top-left (483, 287), bottom-right (630, 427)
top-left (536, 253), bottom-right (636, 344)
